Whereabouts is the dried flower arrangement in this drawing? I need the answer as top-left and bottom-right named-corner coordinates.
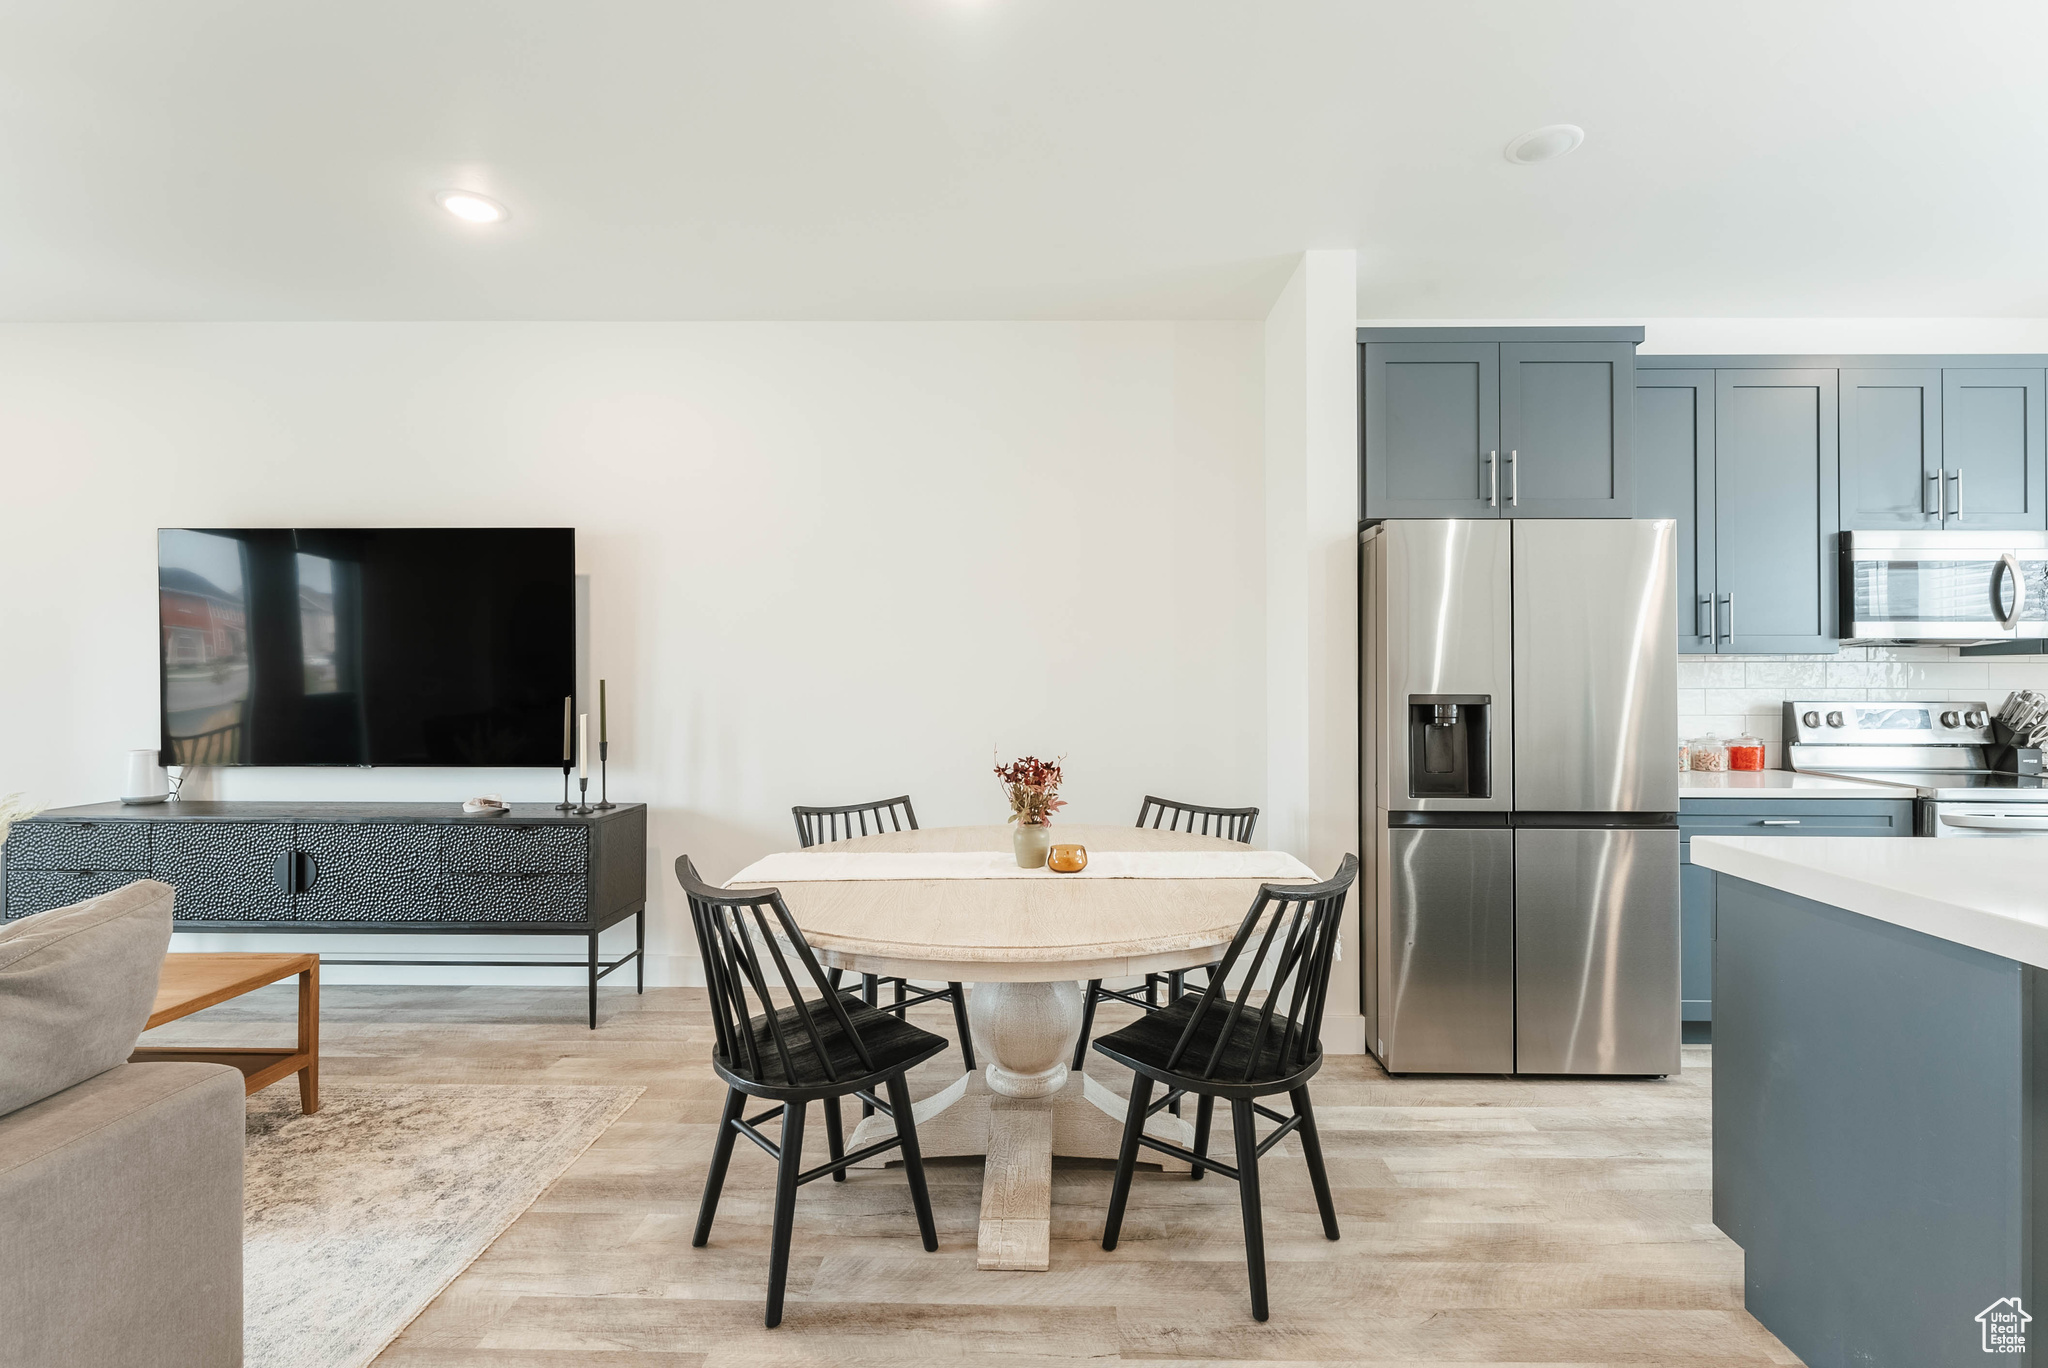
top-left (0, 793), bottom-right (43, 846)
top-left (994, 754), bottom-right (1066, 827)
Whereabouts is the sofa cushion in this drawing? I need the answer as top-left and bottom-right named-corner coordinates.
top-left (0, 879), bottom-right (175, 1116)
top-left (0, 1061), bottom-right (245, 1368)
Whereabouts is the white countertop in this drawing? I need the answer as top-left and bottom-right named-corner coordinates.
top-left (1679, 770), bottom-right (1914, 799)
top-left (1691, 836), bottom-right (2048, 969)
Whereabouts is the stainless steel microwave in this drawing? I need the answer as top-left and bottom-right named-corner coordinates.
top-left (1840, 530), bottom-right (2048, 644)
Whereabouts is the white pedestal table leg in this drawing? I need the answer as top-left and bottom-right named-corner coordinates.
top-left (845, 977), bottom-right (1192, 1271)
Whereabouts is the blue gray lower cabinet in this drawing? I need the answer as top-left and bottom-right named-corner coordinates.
top-left (1713, 873), bottom-right (2046, 1367)
top-left (1676, 798), bottom-right (1912, 1021)
top-left (0, 800), bottom-right (649, 1027)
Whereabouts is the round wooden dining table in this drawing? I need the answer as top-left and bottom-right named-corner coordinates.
top-left (745, 823), bottom-right (1299, 1272)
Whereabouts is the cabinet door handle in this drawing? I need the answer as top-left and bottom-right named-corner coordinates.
top-left (1507, 449), bottom-right (1518, 507)
top-left (1722, 591), bottom-right (1735, 646)
top-left (1929, 468), bottom-right (1944, 519)
top-left (1758, 819), bottom-right (1801, 826)
top-left (297, 851), bottom-right (319, 893)
top-left (1697, 595), bottom-right (1711, 639)
top-left (1485, 450), bottom-right (1497, 507)
top-left (273, 850), bottom-right (297, 893)
top-left (1950, 467), bottom-right (1963, 520)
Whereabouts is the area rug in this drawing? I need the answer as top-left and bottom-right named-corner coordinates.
top-left (242, 1083), bottom-right (642, 1368)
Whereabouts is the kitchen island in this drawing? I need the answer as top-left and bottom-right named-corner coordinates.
top-left (1691, 836), bottom-right (2048, 1368)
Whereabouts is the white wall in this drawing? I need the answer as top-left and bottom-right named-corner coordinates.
top-left (1263, 251), bottom-right (1364, 1051)
top-left (0, 322), bottom-right (1267, 985)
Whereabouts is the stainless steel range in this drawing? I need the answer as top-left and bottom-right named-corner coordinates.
top-left (1783, 700), bottom-right (2048, 837)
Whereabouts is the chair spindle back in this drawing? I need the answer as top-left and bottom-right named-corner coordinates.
top-left (675, 855), bottom-right (874, 1084)
top-left (793, 795), bottom-right (919, 848)
top-left (1137, 795), bottom-right (1259, 844)
top-left (1165, 854), bottom-right (1359, 1082)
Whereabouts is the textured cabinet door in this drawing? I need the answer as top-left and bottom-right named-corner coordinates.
top-left (1363, 343), bottom-right (1502, 518)
top-left (1840, 368), bottom-right (1942, 529)
top-left (1500, 342), bottom-right (1634, 517)
top-left (293, 823), bottom-right (441, 922)
top-left (1679, 859), bottom-right (1714, 1023)
top-left (1714, 369), bottom-right (1840, 653)
top-left (1636, 369), bottom-right (1717, 652)
top-left (4, 818), bottom-right (151, 871)
top-left (442, 873), bottom-right (590, 923)
top-left (439, 824), bottom-right (588, 873)
top-left (3, 868), bottom-right (142, 918)
top-left (1941, 367), bottom-right (2046, 530)
top-left (150, 821), bottom-right (294, 921)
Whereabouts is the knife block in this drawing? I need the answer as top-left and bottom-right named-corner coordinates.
top-left (1987, 720), bottom-right (2044, 775)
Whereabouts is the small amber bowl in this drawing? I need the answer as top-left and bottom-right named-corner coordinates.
top-left (1048, 844), bottom-right (1088, 873)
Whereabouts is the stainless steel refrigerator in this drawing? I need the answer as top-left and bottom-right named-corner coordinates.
top-left (1360, 519), bottom-right (1680, 1075)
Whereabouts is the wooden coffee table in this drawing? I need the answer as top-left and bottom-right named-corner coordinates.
top-left (130, 952), bottom-right (320, 1114)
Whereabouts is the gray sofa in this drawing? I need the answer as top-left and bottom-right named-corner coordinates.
top-left (0, 879), bottom-right (244, 1368)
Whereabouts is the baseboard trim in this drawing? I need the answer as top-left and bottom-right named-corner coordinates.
top-left (1318, 1012), bottom-right (1368, 1055)
top-left (165, 933), bottom-right (707, 988)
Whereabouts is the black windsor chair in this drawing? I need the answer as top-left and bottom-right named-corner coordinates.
top-left (678, 855), bottom-right (945, 1328)
top-left (1071, 796), bottom-right (1262, 1078)
top-left (1093, 853), bottom-right (1358, 1322)
top-left (792, 796), bottom-right (977, 1116)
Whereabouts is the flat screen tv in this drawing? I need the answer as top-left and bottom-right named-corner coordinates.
top-left (158, 528), bottom-right (575, 767)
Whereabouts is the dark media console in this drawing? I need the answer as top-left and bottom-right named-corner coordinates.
top-left (1, 801), bottom-right (647, 1028)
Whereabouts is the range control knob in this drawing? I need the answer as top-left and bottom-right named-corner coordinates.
top-left (1801, 710), bottom-right (1821, 728)
top-left (1941, 710), bottom-right (1962, 728)
top-left (1825, 711), bottom-right (1846, 728)
top-left (1965, 709), bottom-right (1990, 728)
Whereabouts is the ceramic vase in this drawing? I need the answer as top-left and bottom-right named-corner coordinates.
top-left (1013, 820), bottom-right (1052, 869)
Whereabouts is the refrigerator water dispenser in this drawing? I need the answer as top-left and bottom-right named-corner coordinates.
top-left (1407, 694), bottom-right (1491, 798)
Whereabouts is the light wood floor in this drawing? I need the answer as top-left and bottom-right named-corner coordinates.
top-left (143, 985), bottom-right (1799, 1367)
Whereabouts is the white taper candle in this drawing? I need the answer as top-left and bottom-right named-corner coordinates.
top-left (579, 714), bottom-right (589, 779)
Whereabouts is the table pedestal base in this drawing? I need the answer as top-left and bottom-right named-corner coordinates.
top-left (847, 1067), bottom-right (1194, 1269)
top-left (847, 978), bottom-right (1195, 1271)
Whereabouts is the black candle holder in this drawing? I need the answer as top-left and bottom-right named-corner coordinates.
top-left (595, 740), bottom-right (616, 809)
top-left (575, 777), bottom-right (594, 816)
top-left (555, 763), bottom-right (574, 811)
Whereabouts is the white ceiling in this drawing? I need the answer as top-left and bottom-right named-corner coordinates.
top-left (4, 1), bottom-right (2045, 321)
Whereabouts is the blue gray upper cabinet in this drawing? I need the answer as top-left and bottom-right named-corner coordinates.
top-left (1941, 367), bottom-right (2046, 530)
top-left (1363, 342), bottom-right (1501, 517)
top-left (1714, 370), bottom-right (1839, 653)
top-left (1635, 370), bottom-right (1716, 652)
top-left (1840, 369), bottom-right (1941, 529)
top-left (1362, 329), bottom-right (1639, 520)
top-left (1499, 342), bottom-right (1634, 517)
top-left (1840, 366), bottom-right (2046, 531)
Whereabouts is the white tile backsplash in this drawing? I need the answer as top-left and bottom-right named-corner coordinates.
top-left (1676, 660), bottom-right (1746, 689)
top-left (1676, 647), bottom-right (2048, 768)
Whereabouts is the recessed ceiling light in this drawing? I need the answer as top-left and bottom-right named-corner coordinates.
top-left (434, 190), bottom-right (508, 224)
top-left (1503, 125), bottom-right (1585, 166)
